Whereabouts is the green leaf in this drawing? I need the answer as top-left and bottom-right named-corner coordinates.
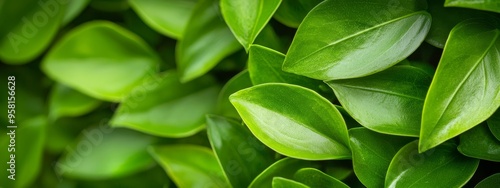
top-left (445, 0), bottom-right (500, 13)
top-left (48, 83), bottom-right (101, 120)
top-left (56, 128), bottom-right (156, 180)
top-left (386, 141), bottom-right (479, 188)
top-left (327, 65), bottom-right (432, 137)
top-left (216, 70), bottom-right (253, 120)
top-left (487, 109), bottom-right (500, 141)
top-left (230, 83), bottom-right (350, 160)
top-left (220, 0), bottom-right (281, 50)
top-left (419, 18), bottom-right (500, 152)
top-left (111, 71), bottom-right (220, 138)
top-left (272, 177), bottom-right (309, 188)
top-left (0, 0), bottom-right (65, 64)
top-left (250, 158), bottom-right (319, 188)
top-left (0, 116), bottom-right (46, 188)
top-left (129, 0), bottom-right (196, 39)
top-left (42, 21), bottom-right (160, 102)
top-left (148, 144), bottom-right (229, 188)
top-left (273, 0), bottom-right (323, 28)
top-left (248, 44), bottom-right (328, 95)
top-left (475, 173), bottom-right (500, 188)
top-left (254, 25), bottom-right (285, 53)
top-left (458, 123), bottom-right (500, 162)
top-left (349, 127), bottom-right (413, 188)
top-left (177, 0), bottom-right (241, 82)
top-left (62, 0), bottom-right (90, 25)
top-left (283, 0), bottom-right (431, 80)
top-left (293, 168), bottom-right (349, 188)
top-left (206, 115), bottom-right (276, 187)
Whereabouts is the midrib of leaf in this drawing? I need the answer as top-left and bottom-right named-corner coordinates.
top-left (332, 84), bottom-right (424, 101)
top-left (290, 11), bottom-right (426, 65)
top-left (248, 1), bottom-right (265, 48)
top-left (405, 154), bottom-right (459, 188)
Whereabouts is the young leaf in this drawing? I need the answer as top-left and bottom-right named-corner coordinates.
top-left (458, 123), bottom-right (500, 162)
top-left (475, 173), bottom-right (500, 188)
top-left (349, 127), bottom-right (413, 188)
top-left (327, 65), bottom-right (432, 137)
top-left (293, 168), bottom-right (349, 188)
top-left (177, 0), bottom-right (241, 82)
top-left (386, 141), bottom-right (479, 188)
top-left (148, 145), bottom-right (229, 188)
top-left (55, 128), bottom-right (156, 180)
top-left (272, 177), bottom-right (309, 188)
top-left (273, 0), bottom-right (323, 28)
top-left (48, 83), bottom-right (101, 120)
top-left (111, 71), bottom-right (220, 138)
top-left (487, 109), bottom-right (500, 141)
top-left (445, 0), bottom-right (500, 13)
top-left (206, 115), bottom-right (276, 187)
top-left (220, 0), bottom-right (281, 50)
top-left (230, 83), bottom-right (351, 160)
top-left (216, 70), bottom-right (253, 120)
top-left (42, 21), bottom-right (160, 102)
top-left (283, 0), bottom-right (431, 80)
top-left (420, 18), bottom-right (500, 152)
top-left (129, 0), bottom-right (196, 39)
top-left (250, 158), bottom-right (319, 188)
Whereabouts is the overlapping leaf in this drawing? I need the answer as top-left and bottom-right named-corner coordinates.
top-left (216, 71), bottom-right (253, 120)
top-left (272, 177), bottom-right (308, 188)
top-left (293, 168), bottom-right (349, 188)
top-left (445, 0), bottom-right (500, 13)
top-left (273, 0), bottom-right (323, 28)
top-left (487, 109), bottom-right (500, 141)
top-left (458, 123), bottom-right (500, 162)
top-left (250, 158), bottom-right (319, 188)
top-left (48, 83), bottom-right (101, 120)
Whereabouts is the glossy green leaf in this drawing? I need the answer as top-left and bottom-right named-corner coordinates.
top-left (458, 123), bottom-right (500, 162)
top-left (0, 0), bottom-right (65, 63)
top-left (230, 83), bottom-right (351, 160)
top-left (272, 177), bottom-right (309, 188)
top-left (386, 141), bottom-right (479, 188)
top-left (111, 71), bottom-right (220, 138)
top-left (248, 44), bottom-right (327, 95)
top-left (253, 25), bottom-right (285, 53)
top-left (273, 0), bottom-right (323, 28)
top-left (250, 158), bottom-right (319, 188)
top-left (56, 128), bottom-right (156, 179)
top-left (42, 21), bottom-right (160, 102)
top-left (149, 144), bottom-right (229, 188)
top-left (0, 116), bottom-right (46, 188)
top-left (177, 0), bottom-right (241, 82)
top-left (129, 0), bottom-right (196, 39)
top-left (216, 70), bottom-right (253, 120)
top-left (420, 18), bottom-right (500, 152)
top-left (349, 127), bottom-right (412, 188)
top-left (475, 173), bottom-right (500, 188)
top-left (327, 65), bottom-right (432, 137)
top-left (62, 0), bottom-right (90, 25)
top-left (207, 115), bottom-right (276, 187)
top-left (48, 83), bottom-right (101, 120)
top-left (283, 0), bottom-right (431, 80)
top-left (221, 0), bottom-right (281, 50)
top-left (293, 168), bottom-right (349, 188)
top-left (487, 109), bottom-right (500, 141)
top-left (445, 0), bottom-right (500, 13)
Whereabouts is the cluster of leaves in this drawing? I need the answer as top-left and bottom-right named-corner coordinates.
top-left (1, 0), bottom-right (500, 187)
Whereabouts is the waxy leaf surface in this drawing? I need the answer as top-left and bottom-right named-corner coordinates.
top-left (458, 123), bottom-right (500, 162)
top-left (294, 168), bottom-right (349, 188)
top-left (445, 0), bottom-right (500, 13)
top-left (250, 158), bottom-right (319, 188)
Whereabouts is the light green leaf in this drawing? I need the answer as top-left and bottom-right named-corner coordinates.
top-left (475, 173), bottom-right (500, 188)
top-left (283, 0), bottom-right (431, 80)
top-left (62, 0), bottom-right (90, 25)
top-left (386, 141), bottom-right (479, 188)
top-left (0, 116), bottom-right (46, 188)
top-left (250, 158), bottom-right (319, 188)
top-left (272, 177), bottom-right (309, 188)
top-left (327, 65), bottom-right (432, 137)
top-left (487, 109), bottom-right (500, 141)
top-left (419, 18), bottom-right (500, 152)
top-left (177, 0), bottom-right (241, 82)
top-left (349, 127), bottom-right (412, 188)
top-left (48, 83), bottom-right (101, 120)
top-left (458, 123), bottom-right (500, 162)
top-left (56, 128), bottom-right (156, 180)
top-left (230, 83), bottom-right (350, 160)
top-left (273, 0), bottom-right (323, 28)
top-left (42, 21), bottom-right (160, 102)
top-left (0, 0), bottom-right (65, 64)
top-left (216, 70), bottom-right (253, 120)
top-left (149, 144), bottom-right (229, 188)
top-left (129, 0), bottom-right (196, 39)
top-left (221, 0), bottom-right (281, 50)
top-left (293, 168), bottom-right (349, 188)
top-left (445, 0), bottom-right (500, 13)
top-left (254, 25), bottom-right (285, 53)
top-left (206, 115), bottom-right (276, 187)
top-left (111, 71), bottom-right (220, 138)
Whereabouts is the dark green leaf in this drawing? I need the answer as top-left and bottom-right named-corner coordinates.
top-left (62, 0), bottom-right (90, 25)
top-left (487, 109), bottom-right (500, 141)
top-left (293, 168), bottom-right (349, 188)
top-left (48, 83), bottom-right (101, 120)
top-left (475, 173), bottom-right (500, 188)
top-left (273, 0), bottom-right (323, 28)
top-left (230, 83), bottom-right (350, 160)
top-left (283, 0), bottom-right (431, 80)
top-left (272, 177), bottom-right (309, 188)
top-left (216, 70), bottom-right (253, 120)
top-left (445, 0), bottom-right (500, 13)
top-left (458, 123), bottom-right (500, 162)
top-left (250, 158), bottom-right (319, 188)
